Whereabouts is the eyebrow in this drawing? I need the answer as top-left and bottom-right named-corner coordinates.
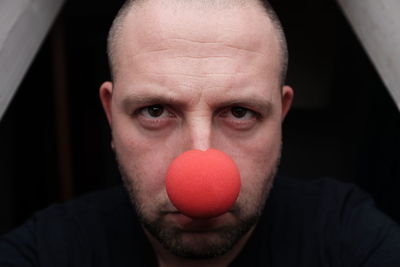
top-left (121, 94), bottom-right (182, 112)
top-left (215, 98), bottom-right (274, 115)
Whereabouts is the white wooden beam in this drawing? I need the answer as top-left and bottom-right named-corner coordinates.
top-left (0, 0), bottom-right (65, 121)
top-left (337, 0), bottom-right (400, 111)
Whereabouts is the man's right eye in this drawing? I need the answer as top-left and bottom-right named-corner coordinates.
top-left (142, 105), bottom-right (165, 117)
top-left (138, 105), bottom-right (167, 118)
top-left (134, 104), bottom-right (176, 130)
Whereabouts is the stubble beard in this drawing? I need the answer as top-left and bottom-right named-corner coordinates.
top-left (116, 153), bottom-right (280, 259)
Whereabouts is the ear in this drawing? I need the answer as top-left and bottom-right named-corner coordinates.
top-left (99, 81), bottom-right (114, 126)
top-left (281, 85), bottom-right (294, 120)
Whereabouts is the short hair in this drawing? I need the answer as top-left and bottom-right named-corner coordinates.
top-left (107, 0), bottom-right (288, 86)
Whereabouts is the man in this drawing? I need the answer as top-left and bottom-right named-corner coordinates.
top-left (1, 0), bottom-right (399, 266)
top-left (100, 0), bottom-right (292, 264)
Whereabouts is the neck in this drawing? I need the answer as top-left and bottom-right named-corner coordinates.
top-left (144, 226), bottom-right (255, 267)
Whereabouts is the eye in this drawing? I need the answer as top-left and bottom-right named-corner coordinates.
top-left (135, 104), bottom-right (176, 130)
top-left (139, 105), bottom-right (168, 118)
top-left (231, 106), bottom-right (251, 119)
top-left (227, 106), bottom-right (257, 120)
top-left (219, 106), bottom-right (259, 130)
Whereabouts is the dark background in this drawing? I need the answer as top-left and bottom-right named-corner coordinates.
top-left (0, 0), bottom-right (399, 235)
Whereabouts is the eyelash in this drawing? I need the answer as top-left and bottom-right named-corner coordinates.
top-left (134, 104), bottom-right (261, 131)
top-left (135, 105), bottom-right (172, 118)
top-left (219, 106), bottom-right (259, 119)
top-left (135, 105), bottom-right (259, 117)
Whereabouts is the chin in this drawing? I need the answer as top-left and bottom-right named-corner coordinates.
top-left (143, 211), bottom-right (259, 259)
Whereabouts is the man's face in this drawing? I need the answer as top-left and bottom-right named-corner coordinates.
top-left (100, 1), bottom-right (292, 259)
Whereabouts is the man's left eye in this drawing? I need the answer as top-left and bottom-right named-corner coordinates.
top-left (231, 106), bottom-right (251, 118)
top-left (218, 106), bottom-right (259, 130)
top-left (229, 106), bottom-right (256, 119)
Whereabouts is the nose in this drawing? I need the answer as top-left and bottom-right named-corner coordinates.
top-left (185, 116), bottom-right (212, 151)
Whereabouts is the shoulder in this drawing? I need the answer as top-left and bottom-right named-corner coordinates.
top-left (265, 176), bottom-right (367, 229)
top-left (269, 176), bottom-right (372, 216)
top-left (267, 176), bottom-right (392, 241)
top-left (35, 185), bottom-right (131, 222)
top-left (262, 176), bottom-right (400, 266)
top-left (272, 175), bottom-right (364, 199)
top-left (29, 185), bottom-right (133, 238)
top-left (0, 185), bottom-right (141, 266)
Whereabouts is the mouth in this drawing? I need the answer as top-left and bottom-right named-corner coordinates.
top-left (165, 211), bottom-right (232, 232)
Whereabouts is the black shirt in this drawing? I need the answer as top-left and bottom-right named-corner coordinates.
top-left (1, 177), bottom-right (400, 266)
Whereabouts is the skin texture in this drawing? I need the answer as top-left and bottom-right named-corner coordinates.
top-left (100, 1), bottom-right (293, 266)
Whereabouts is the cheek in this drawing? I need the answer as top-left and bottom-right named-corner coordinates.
top-left (112, 122), bottom-right (175, 194)
top-left (219, 122), bottom-right (282, 172)
top-left (238, 139), bottom-right (280, 186)
top-left (218, 125), bottom-right (282, 198)
top-left (234, 138), bottom-right (281, 213)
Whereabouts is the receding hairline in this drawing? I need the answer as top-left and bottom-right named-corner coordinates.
top-left (107, 0), bottom-right (288, 85)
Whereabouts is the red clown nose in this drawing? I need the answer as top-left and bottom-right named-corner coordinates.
top-left (166, 149), bottom-right (241, 219)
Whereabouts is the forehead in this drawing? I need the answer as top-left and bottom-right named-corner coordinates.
top-left (116, 0), bottom-right (279, 64)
